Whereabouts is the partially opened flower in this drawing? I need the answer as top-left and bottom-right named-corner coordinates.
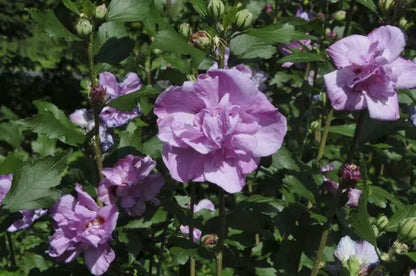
top-left (180, 199), bottom-right (215, 242)
top-left (324, 25), bottom-right (416, 120)
top-left (334, 235), bottom-right (379, 275)
top-left (154, 68), bottom-right (287, 193)
top-left (98, 155), bottom-right (164, 217)
top-left (49, 184), bottom-right (118, 276)
top-left (7, 209), bottom-right (47, 232)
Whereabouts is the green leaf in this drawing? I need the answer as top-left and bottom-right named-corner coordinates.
top-left (385, 205), bottom-right (416, 232)
top-left (18, 253), bottom-right (52, 274)
top-left (0, 106), bottom-right (18, 121)
top-left (356, 0), bottom-right (379, 14)
top-left (282, 175), bottom-right (315, 203)
top-left (93, 21), bottom-right (129, 55)
top-left (31, 134), bottom-right (57, 157)
top-left (368, 185), bottom-right (405, 210)
top-left (169, 246), bottom-right (198, 265)
top-left (277, 52), bottom-right (326, 64)
top-left (151, 29), bottom-right (207, 67)
top-left (95, 37), bottom-right (135, 66)
top-left (255, 267), bottom-right (278, 276)
top-left (62, 0), bottom-right (80, 14)
top-left (0, 153), bottom-right (27, 175)
top-left (190, 0), bottom-right (207, 16)
top-left (107, 0), bottom-right (151, 22)
top-left (142, 136), bottom-right (163, 159)
top-left (21, 101), bottom-right (85, 146)
top-left (358, 115), bottom-right (409, 143)
top-left (230, 34), bottom-right (277, 59)
top-left (328, 124), bottom-right (356, 138)
top-left (108, 85), bottom-right (160, 111)
top-left (27, 9), bottom-right (82, 42)
top-left (2, 150), bottom-right (72, 212)
top-left (0, 122), bottom-right (24, 148)
top-left (271, 146), bottom-right (300, 171)
top-left (247, 23), bottom-right (315, 44)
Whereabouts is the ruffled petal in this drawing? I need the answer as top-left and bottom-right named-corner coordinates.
top-left (119, 73), bottom-right (142, 95)
top-left (367, 25), bottom-right (406, 63)
top-left (365, 88), bottom-right (399, 121)
top-left (84, 244), bottom-right (115, 276)
top-left (327, 35), bottom-right (370, 68)
top-left (204, 156), bottom-right (245, 193)
top-left (194, 199), bottom-right (215, 213)
top-left (99, 72), bottom-right (118, 98)
top-left (75, 184), bottom-right (99, 212)
top-left (334, 235), bottom-right (357, 262)
top-left (389, 57), bottom-right (416, 89)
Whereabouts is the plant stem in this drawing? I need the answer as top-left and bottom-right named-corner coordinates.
top-left (88, 33), bottom-right (104, 181)
top-left (316, 109), bottom-right (333, 162)
top-left (347, 111), bottom-right (366, 162)
top-left (189, 182), bottom-right (196, 276)
top-left (216, 187), bottom-right (226, 276)
top-left (6, 232), bottom-right (16, 270)
top-left (156, 219), bottom-right (170, 275)
top-left (343, 0), bottom-right (356, 37)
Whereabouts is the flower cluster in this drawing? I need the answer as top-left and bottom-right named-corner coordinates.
top-left (154, 67), bottom-right (287, 193)
top-left (49, 184), bottom-right (118, 275)
top-left (98, 155), bottom-right (164, 217)
top-left (324, 25), bottom-right (416, 120)
top-left (180, 199), bottom-right (215, 242)
top-left (70, 72), bottom-right (142, 151)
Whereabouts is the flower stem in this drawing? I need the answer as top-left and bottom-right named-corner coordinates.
top-left (347, 111), bottom-right (365, 162)
top-left (6, 232), bottom-right (16, 270)
top-left (316, 109), bottom-right (333, 162)
top-left (343, 0), bottom-right (356, 37)
top-left (156, 219), bottom-right (170, 275)
top-left (88, 33), bottom-right (103, 181)
top-left (216, 187), bottom-right (226, 276)
top-left (189, 182), bottom-right (196, 276)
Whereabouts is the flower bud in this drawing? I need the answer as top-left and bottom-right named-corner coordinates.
top-left (310, 120), bottom-right (320, 131)
top-left (376, 216), bottom-right (389, 231)
top-left (190, 31), bottom-right (212, 50)
top-left (399, 217), bottom-right (416, 242)
top-left (344, 257), bottom-right (361, 276)
top-left (179, 23), bottom-right (192, 39)
top-left (207, 0), bottom-right (225, 19)
top-left (392, 240), bottom-right (408, 254)
top-left (372, 224), bottom-right (379, 237)
top-left (75, 18), bottom-right (93, 37)
top-left (90, 85), bottom-right (106, 104)
top-left (264, 3), bottom-right (273, 15)
top-left (379, 0), bottom-right (395, 12)
top-left (201, 234), bottom-right (218, 247)
top-left (333, 10), bottom-right (346, 21)
top-left (338, 163), bottom-right (361, 186)
top-left (235, 9), bottom-right (254, 29)
top-left (95, 4), bottom-right (107, 20)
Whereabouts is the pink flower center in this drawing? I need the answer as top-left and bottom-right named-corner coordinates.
top-left (86, 217), bottom-right (105, 229)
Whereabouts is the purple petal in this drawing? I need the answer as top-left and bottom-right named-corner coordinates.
top-left (355, 240), bottom-right (379, 272)
top-left (99, 72), bottom-right (118, 99)
top-left (0, 174), bottom-right (12, 204)
top-left (7, 209), bottom-right (47, 232)
top-left (334, 235), bottom-right (357, 262)
top-left (327, 35), bottom-right (370, 68)
top-left (390, 57), bottom-right (416, 89)
top-left (84, 244), bottom-right (115, 276)
top-left (118, 73), bottom-right (142, 95)
top-left (203, 156), bottom-right (245, 193)
top-left (69, 109), bottom-right (94, 129)
top-left (75, 184), bottom-right (99, 212)
top-left (365, 87), bottom-right (399, 121)
top-left (50, 195), bottom-right (77, 223)
top-left (194, 199), bottom-right (215, 213)
top-left (346, 188), bottom-right (362, 207)
top-left (367, 25), bottom-right (406, 63)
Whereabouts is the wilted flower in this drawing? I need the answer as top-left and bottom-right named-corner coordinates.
top-left (90, 85), bottom-right (106, 105)
top-left (49, 184), bottom-right (118, 276)
top-left (324, 25), bottom-right (416, 121)
top-left (339, 163), bottom-right (361, 186)
top-left (98, 155), bottom-right (164, 217)
top-left (190, 31), bottom-right (212, 50)
top-left (154, 67), bottom-right (287, 193)
top-left (334, 235), bottom-right (379, 275)
top-left (180, 199), bottom-right (215, 242)
top-left (7, 209), bottom-right (47, 232)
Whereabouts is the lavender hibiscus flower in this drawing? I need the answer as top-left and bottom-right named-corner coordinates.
top-left (180, 199), bottom-right (215, 242)
top-left (154, 67), bottom-right (287, 193)
top-left (98, 155), bottom-right (164, 217)
top-left (324, 25), bottom-right (416, 120)
top-left (334, 235), bottom-right (379, 275)
top-left (49, 184), bottom-right (118, 276)
top-left (0, 174), bottom-right (12, 204)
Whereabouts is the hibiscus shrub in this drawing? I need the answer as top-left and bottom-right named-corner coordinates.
top-left (2, 0), bottom-right (416, 275)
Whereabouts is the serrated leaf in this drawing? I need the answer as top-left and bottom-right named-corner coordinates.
top-left (27, 9), bottom-right (82, 42)
top-left (108, 85), bottom-right (160, 111)
top-left (107, 0), bottom-right (151, 22)
top-left (0, 153), bottom-right (27, 175)
top-left (21, 101), bottom-right (85, 146)
top-left (356, 0), bottom-right (379, 14)
top-left (95, 37), bottom-right (135, 66)
top-left (230, 34), bottom-right (276, 59)
top-left (247, 23), bottom-right (315, 44)
top-left (385, 205), bottom-right (416, 232)
top-left (93, 21), bottom-right (129, 55)
top-left (31, 134), bottom-right (57, 157)
top-left (62, 0), bottom-right (80, 14)
top-left (2, 150), bottom-right (72, 212)
top-left (283, 175), bottom-right (315, 203)
top-left (328, 124), bottom-right (356, 138)
top-left (142, 136), bottom-right (163, 159)
top-left (368, 185), bottom-right (405, 210)
top-left (18, 253), bottom-right (52, 274)
top-left (277, 52), bottom-right (326, 63)
top-left (271, 146), bottom-right (300, 171)
top-left (190, 0), bottom-right (207, 16)
top-left (0, 122), bottom-right (24, 148)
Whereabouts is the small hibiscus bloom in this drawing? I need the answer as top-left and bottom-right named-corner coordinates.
top-left (334, 235), bottom-right (379, 275)
top-left (324, 25), bottom-right (416, 121)
top-left (98, 155), bottom-right (164, 217)
top-left (49, 184), bottom-right (118, 276)
top-left (154, 67), bottom-right (287, 193)
top-left (180, 199), bottom-right (215, 242)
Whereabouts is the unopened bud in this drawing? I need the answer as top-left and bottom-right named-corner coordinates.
top-left (376, 216), bottom-right (389, 231)
top-left (399, 17), bottom-right (412, 30)
top-left (75, 18), bottom-right (93, 37)
top-left (372, 224), bottom-right (379, 237)
top-left (90, 85), bottom-right (106, 104)
top-left (95, 4), bottom-right (107, 19)
top-left (310, 120), bottom-right (320, 131)
top-left (379, 0), bottom-right (395, 12)
top-left (190, 31), bottom-right (212, 50)
top-left (235, 9), bottom-right (254, 29)
top-left (264, 3), bottom-right (273, 15)
top-left (398, 217), bottom-right (416, 242)
top-left (345, 257), bottom-right (361, 276)
top-left (179, 23), bottom-right (192, 39)
top-left (338, 163), bottom-right (361, 186)
top-left (201, 234), bottom-right (218, 247)
top-left (333, 10), bottom-right (346, 21)
top-left (392, 240), bottom-right (408, 254)
top-left (207, 0), bottom-right (225, 19)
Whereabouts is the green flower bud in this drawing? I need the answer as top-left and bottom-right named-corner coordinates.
top-left (190, 31), bottom-right (212, 50)
top-left (95, 4), bottom-right (107, 20)
top-left (201, 234), bottom-right (218, 248)
top-left (392, 240), bottom-right (408, 255)
top-left (75, 18), bottom-right (93, 37)
top-left (207, 0), bottom-right (225, 19)
top-left (235, 9), bottom-right (254, 29)
top-left (179, 23), bottom-right (192, 39)
top-left (333, 10), bottom-right (346, 21)
top-left (376, 216), bottom-right (389, 231)
top-left (342, 257), bottom-right (360, 276)
top-left (310, 120), bottom-right (320, 131)
top-left (398, 217), bottom-right (416, 242)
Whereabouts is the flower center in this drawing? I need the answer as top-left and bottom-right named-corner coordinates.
top-left (86, 217), bottom-right (105, 229)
